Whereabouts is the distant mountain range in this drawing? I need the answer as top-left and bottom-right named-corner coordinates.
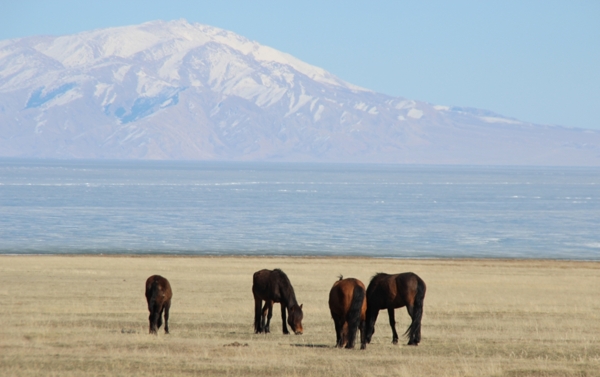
top-left (1, 19), bottom-right (599, 165)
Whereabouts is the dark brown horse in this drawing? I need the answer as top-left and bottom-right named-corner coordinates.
top-left (145, 275), bottom-right (172, 334)
top-left (252, 269), bottom-right (303, 335)
top-left (328, 276), bottom-right (367, 349)
top-left (365, 272), bottom-right (426, 346)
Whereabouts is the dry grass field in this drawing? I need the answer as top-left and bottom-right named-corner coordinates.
top-left (0, 256), bottom-right (598, 377)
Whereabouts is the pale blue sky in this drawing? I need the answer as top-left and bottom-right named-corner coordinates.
top-left (1, 0), bottom-right (599, 130)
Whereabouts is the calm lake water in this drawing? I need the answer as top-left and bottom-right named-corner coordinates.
top-left (0, 159), bottom-right (598, 259)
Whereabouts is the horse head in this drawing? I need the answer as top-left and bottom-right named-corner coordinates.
top-left (288, 304), bottom-right (304, 335)
top-left (364, 310), bottom-right (376, 343)
top-left (365, 324), bottom-right (375, 343)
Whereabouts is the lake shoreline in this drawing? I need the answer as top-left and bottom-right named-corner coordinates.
top-left (2, 252), bottom-right (599, 263)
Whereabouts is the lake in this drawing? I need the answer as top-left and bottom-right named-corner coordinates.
top-left (0, 159), bottom-right (598, 259)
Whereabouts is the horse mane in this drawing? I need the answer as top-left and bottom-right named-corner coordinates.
top-left (366, 272), bottom-right (390, 296)
top-left (148, 280), bottom-right (159, 303)
top-left (272, 269), bottom-right (298, 306)
top-left (370, 272), bottom-right (389, 280)
top-left (148, 278), bottom-right (164, 308)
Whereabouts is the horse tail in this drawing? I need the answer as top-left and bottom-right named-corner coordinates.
top-left (404, 275), bottom-right (426, 345)
top-left (345, 283), bottom-right (366, 348)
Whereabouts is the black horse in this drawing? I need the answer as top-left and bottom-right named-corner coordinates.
top-left (252, 269), bottom-right (303, 335)
top-left (145, 275), bottom-right (172, 334)
top-left (365, 272), bottom-right (426, 345)
top-left (328, 276), bottom-right (367, 349)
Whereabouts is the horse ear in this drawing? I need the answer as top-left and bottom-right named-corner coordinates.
top-left (300, 304), bottom-right (303, 309)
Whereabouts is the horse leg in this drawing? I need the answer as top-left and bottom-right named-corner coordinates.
top-left (388, 308), bottom-right (399, 344)
top-left (333, 318), bottom-right (343, 347)
top-left (163, 300), bottom-right (171, 334)
top-left (260, 302), bottom-right (268, 333)
top-left (148, 310), bottom-right (157, 334)
top-left (263, 301), bottom-right (273, 333)
top-left (254, 298), bottom-right (263, 333)
top-left (280, 303), bottom-right (290, 334)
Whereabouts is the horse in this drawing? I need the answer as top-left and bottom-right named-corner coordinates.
top-left (252, 269), bottom-right (304, 335)
top-left (365, 272), bottom-right (426, 346)
top-left (145, 275), bottom-right (172, 335)
top-left (328, 276), bottom-right (367, 349)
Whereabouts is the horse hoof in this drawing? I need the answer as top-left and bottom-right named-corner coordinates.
top-left (392, 339), bottom-right (398, 345)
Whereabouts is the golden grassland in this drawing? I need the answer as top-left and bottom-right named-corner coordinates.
top-left (0, 255), bottom-right (598, 377)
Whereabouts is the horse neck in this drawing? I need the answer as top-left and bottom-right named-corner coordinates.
top-left (286, 295), bottom-right (298, 309)
top-left (281, 284), bottom-right (298, 309)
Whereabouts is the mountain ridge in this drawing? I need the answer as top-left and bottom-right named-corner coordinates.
top-left (1, 19), bottom-right (599, 165)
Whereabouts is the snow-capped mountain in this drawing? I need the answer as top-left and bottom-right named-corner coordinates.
top-left (1, 19), bottom-right (599, 165)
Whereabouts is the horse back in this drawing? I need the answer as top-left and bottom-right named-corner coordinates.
top-left (329, 278), bottom-right (366, 320)
top-left (252, 269), bottom-right (293, 303)
top-left (367, 272), bottom-right (422, 309)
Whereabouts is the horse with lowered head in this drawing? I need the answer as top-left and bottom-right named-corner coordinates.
top-left (328, 276), bottom-right (367, 349)
top-left (252, 269), bottom-right (303, 335)
top-left (145, 275), bottom-right (172, 334)
top-left (365, 272), bottom-right (426, 346)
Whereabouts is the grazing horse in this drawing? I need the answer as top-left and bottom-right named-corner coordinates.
top-left (365, 272), bottom-right (426, 346)
top-left (145, 275), bottom-right (172, 335)
top-left (328, 276), bottom-right (367, 349)
top-left (252, 269), bottom-right (304, 335)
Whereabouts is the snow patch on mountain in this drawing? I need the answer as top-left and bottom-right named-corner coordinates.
top-left (481, 116), bottom-right (522, 125)
top-left (0, 19), bottom-right (599, 165)
top-left (407, 108), bottom-right (424, 119)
